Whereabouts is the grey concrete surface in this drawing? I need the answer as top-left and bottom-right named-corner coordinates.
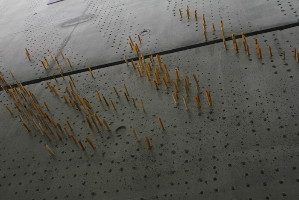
top-left (0, 0), bottom-right (298, 83)
top-left (0, 20), bottom-right (298, 200)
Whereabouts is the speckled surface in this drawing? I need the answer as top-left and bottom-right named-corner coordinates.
top-left (0, 1), bottom-right (298, 200)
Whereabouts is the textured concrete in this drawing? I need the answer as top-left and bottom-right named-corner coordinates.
top-left (0, 0), bottom-right (298, 83)
top-left (0, 0), bottom-right (298, 200)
